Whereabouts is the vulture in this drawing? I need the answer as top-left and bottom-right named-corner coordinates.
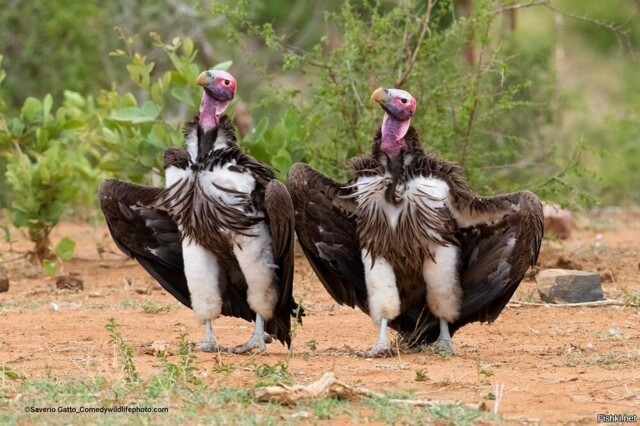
top-left (100, 69), bottom-right (302, 353)
top-left (287, 87), bottom-right (543, 357)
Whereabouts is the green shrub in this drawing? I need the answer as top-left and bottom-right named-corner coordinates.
top-left (0, 91), bottom-right (101, 260)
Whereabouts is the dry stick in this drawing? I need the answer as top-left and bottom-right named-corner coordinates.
top-left (396, 0), bottom-right (435, 87)
top-left (254, 372), bottom-right (487, 411)
top-left (508, 300), bottom-right (625, 308)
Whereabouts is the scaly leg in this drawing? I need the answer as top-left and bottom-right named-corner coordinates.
top-left (431, 318), bottom-right (456, 355)
top-left (231, 314), bottom-right (267, 354)
top-left (197, 319), bottom-right (222, 352)
top-left (357, 318), bottom-right (395, 358)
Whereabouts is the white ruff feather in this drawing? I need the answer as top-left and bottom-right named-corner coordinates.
top-left (201, 162), bottom-right (258, 209)
top-left (185, 127), bottom-right (198, 163)
top-left (164, 165), bottom-right (192, 188)
top-left (233, 223), bottom-right (278, 320)
top-left (182, 237), bottom-right (223, 324)
top-left (353, 175), bottom-right (451, 230)
top-left (362, 250), bottom-right (401, 324)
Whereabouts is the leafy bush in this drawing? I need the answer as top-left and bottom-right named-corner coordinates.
top-left (0, 91), bottom-right (101, 260)
top-left (96, 34), bottom-right (206, 182)
top-left (217, 0), bottom-right (585, 203)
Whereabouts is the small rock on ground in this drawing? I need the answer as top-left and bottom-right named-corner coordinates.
top-left (536, 269), bottom-right (603, 303)
top-left (0, 278), bottom-right (9, 293)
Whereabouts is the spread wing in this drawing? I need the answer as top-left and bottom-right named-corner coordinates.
top-left (99, 179), bottom-right (191, 308)
top-left (454, 190), bottom-right (543, 326)
top-left (403, 190), bottom-right (544, 345)
top-left (286, 163), bottom-right (368, 312)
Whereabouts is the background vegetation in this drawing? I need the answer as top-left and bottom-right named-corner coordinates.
top-left (0, 0), bottom-right (639, 257)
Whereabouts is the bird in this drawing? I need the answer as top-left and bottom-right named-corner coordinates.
top-left (100, 69), bottom-right (302, 353)
top-left (287, 87), bottom-right (543, 357)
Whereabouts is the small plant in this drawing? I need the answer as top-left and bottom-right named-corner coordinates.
top-left (476, 361), bottom-right (494, 385)
top-left (414, 369), bottom-right (427, 382)
top-left (141, 300), bottom-right (172, 314)
top-left (1, 364), bottom-right (25, 383)
top-left (212, 363), bottom-right (236, 375)
top-left (306, 340), bottom-right (318, 351)
top-left (105, 317), bottom-right (139, 383)
top-left (42, 237), bottom-right (76, 276)
top-left (621, 288), bottom-right (640, 307)
top-left (1, 88), bottom-right (102, 261)
top-left (253, 361), bottom-right (293, 387)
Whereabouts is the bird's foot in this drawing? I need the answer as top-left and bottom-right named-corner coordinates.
top-left (431, 337), bottom-right (456, 356)
top-left (230, 334), bottom-right (267, 354)
top-left (197, 340), bottom-right (223, 353)
top-left (356, 342), bottom-right (396, 358)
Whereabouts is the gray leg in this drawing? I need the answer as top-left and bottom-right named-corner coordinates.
top-left (197, 319), bottom-right (222, 352)
top-left (357, 318), bottom-right (395, 358)
top-left (432, 318), bottom-right (456, 355)
top-left (231, 314), bottom-right (267, 354)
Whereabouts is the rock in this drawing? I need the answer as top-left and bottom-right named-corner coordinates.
top-left (543, 204), bottom-right (572, 239)
top-left (536, 269), bottom-right (604, 303)
top-left (55, 273), bottom-right (84, 291)
top-left (0, 277), bottom-right (9, 293)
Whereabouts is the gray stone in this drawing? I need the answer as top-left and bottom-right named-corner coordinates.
top-left (536, 269), bottom-right (604, 303)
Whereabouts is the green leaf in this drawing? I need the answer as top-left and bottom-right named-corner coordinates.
top-left (111, 102), bottom-right (160, 124)
top-left (212, 60), bottom-right (232, 70)
top-left (171, 86), bottom-right (196, 107)
top-left (42, 94), bottom-right (53, 123)
top-left (54, 237), bottom-right (76, 260)
top-left (0, 365), bottom-right (25, 382)
top-left (42, 259), bottom-right (58, 276)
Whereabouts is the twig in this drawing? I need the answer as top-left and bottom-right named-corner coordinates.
top-left (253, 372), bottom-right (487, 411)
top-left (508, 299), bottom-right (625, 308)
top-left (493, 382), bottom-right (504, 415)
top-left (495, 0), bottom-right (633, 54)
top-left (396, 0), bottom-right (435, 87)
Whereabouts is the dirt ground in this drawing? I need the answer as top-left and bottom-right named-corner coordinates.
top-left (1, 208), bottom-right (639, 424)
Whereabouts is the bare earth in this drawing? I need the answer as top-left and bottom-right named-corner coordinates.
top-left (1, 208), bottom-right (639, 424)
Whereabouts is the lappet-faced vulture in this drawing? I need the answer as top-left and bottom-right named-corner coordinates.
top-left (287, 87), bottom-right (543, 357)
top-left (100, 70), bottom-right (302, 353)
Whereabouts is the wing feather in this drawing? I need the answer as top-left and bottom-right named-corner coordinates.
top-left (287, 163), bottom-right (368, 311)
top-left (99, 179), bottom-right (191, 308)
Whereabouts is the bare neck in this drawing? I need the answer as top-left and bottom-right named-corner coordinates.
top-left (380, 114), bottom-right (411, 157)
top-left (199, 93), bottom-right (230, 132)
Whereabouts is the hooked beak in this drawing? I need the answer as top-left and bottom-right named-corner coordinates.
top-left (370, 87), bottom-right (389, 105)
top-left (196, 71), bottom-right (212, 87)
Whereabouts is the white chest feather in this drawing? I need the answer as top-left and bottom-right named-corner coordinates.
top-left (354, 175), bottom-right (451, 229)
top-left (201, 161), bottom-right (256, 208)
top-left (165, 165), bottom-right (192, 188)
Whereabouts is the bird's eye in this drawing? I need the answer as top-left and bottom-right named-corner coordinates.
top-left (224, 79), bottom-right (231, 86)
top-left (401, 98), bottom-right (408, 104)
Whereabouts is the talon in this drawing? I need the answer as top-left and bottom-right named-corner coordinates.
top-left (356, 342), bottom-right (396, 358)
top-left (230, 332), bottom-right (267, 354)
top-left (197, 341), bottom-right (222, 352)
top-left (431, 337), bottom-right (456, 356)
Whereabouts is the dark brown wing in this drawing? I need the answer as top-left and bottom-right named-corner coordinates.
top-left (286, 163), bottom-right (368, 312)
top-left (403, 190), bottom-right (544, 345)
top-left (99, 179), bottom-right (190, 308)
top-left (456, 190), bottom-right (543, 324)
top-left (263, 179), bottom-right (302, 346)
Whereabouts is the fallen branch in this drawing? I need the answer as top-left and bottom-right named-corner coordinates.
top-left (253, 372), bottom-right (486, 411)
top-left (508, 299), bottom-right (624, 308)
